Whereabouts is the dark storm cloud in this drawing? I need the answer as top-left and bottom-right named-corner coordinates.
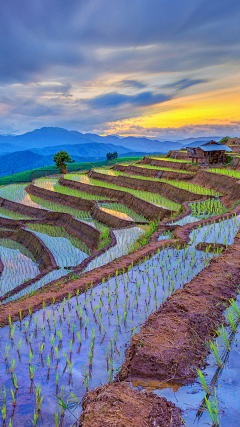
top-left (84, 91), bottom-right (171, 109)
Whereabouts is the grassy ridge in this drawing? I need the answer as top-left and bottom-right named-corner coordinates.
top-left (0, 157), bottom-right (142, 185)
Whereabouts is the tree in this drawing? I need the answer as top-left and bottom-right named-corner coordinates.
top-left (106, 151), bottom-right (118, 161)
top-left (53, 151), bottom-right (73, 174)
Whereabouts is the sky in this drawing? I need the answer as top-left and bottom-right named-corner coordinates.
top-left (0, 0), bottom-right (240, 139)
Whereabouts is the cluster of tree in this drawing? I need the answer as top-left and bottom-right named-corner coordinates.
top-left (106, 151), bottom-right (118, 161)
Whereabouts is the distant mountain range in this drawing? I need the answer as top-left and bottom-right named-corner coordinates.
top-left (0, 127), bottom-right (223, 177)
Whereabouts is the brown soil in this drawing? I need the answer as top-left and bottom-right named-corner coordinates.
top-left (167, 150), bottom-right (190, 160)
top-left (90, 170), bottom-right (206, 204)
top-left (114, 163), bottom-right (194, 180)
top-left (118, 228), bottom-right (240, 385)
top-left (195, 242), bottom-right (227, 252)
top-left (140, 156), bottom-right (199, 172)
top-left (192, 170), bottom-right (237, 195)
top-left (79, 382), bottom-right (183, 427)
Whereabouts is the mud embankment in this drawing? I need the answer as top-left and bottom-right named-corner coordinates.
top-left (0, 195), bottom-right (47, 219)
top-left (0, 194), bottom-right (100, 250)
top-left (90, 170), bottom-right (206, 204)
top-left (192, 170), bottom-right (237, 194)
top-left (26, 183), bottom-right (94, 211)
top-left (60, 177), bottom-right (169, 221)
top-left (79, 382), bottom-right (183, 427)
top-left (0, 227), bottom-right (59, 303)
top-left (27, 182), bottom-right (138, 229)
top-left (113, 163), bottom-right (194, 180)
top-left (140, 156), bottom-right (199, 172)
top-left (168, 150), bottom-right (190, 160)
top-left (192, 170), bottom-right (240, 206)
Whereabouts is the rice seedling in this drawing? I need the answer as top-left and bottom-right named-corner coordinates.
top-left (229, 298), bottom-right (240, 319)
top-left (217, 324), bottom-right (230, 350)
top-left (66, 174), bottom-right (181, 210)
top-left (204, 387), bottom-right (220, 426)
top-left (209, 340), bottom-right (222, 367)
top-left (207, 168), bottom-right (240, 179)
top-left (226, 311), bottom-right (237, 331)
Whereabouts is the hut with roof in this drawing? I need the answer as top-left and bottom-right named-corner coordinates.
top-left (185, 140), bottom-right (232, 164)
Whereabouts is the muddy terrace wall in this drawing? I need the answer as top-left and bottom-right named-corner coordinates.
top-left (113, 164), bottom-right (194, 181)
top-left (27, 182), bottom-right (137, 229)
top-left (0, 195), bottom-right (48, 219)
top-left (192, 170), bottom-right (238, 199)
top-left (167, 150), bottom-right (190, 160)
top-left (41, 211), bottom-right (101, 250)
top-left (0, 227), bottom-right (57, 272)
top-left (90, 170), bottom-right (206, 204)
top-left (141, 156), bottom-right (199, 172)
top-left (0, 196), bottom-right (100, 250)
top-left (60, 177), bottom-right (170, 221)
top-left (91, 205), bottom-right (135, 228)
top-left (26, 183), bottom-right (94, 211)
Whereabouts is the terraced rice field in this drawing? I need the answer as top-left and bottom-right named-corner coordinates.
top-left (65, 173), bottom-right (181, 210)
top-left (0, 155), bottom-right (240, 426)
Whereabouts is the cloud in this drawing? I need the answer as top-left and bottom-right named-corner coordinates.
top-left (161, 78), bottom-right (208, 91)
top-left (12, 100), bottom-right (63, 117)
top-left (84, 91), bottom-right (171, 109)
top-left (117, 80), bottom-right (146, 89)
top-left (0, 0), bottom-right (239, 135)
top-left (122, 122), bottom-right (240, 139)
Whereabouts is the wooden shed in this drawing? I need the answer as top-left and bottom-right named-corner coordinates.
top-left (186, 140), bottom-right (232, 164)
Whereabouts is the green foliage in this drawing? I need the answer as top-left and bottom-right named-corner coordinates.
top-left (98, 229), bottom-right (111, 251)
top-left (53, 151), bottom-right (73, 173)
top-left (106, 151), bottom-right (118, 161)
top-left (219, 136), bottom-right (230, 144)
top-left (225, 155), bottom-right (233, 165)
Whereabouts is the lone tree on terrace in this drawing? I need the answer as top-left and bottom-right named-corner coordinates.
top-left (53, 151), bottom-right (73, 174)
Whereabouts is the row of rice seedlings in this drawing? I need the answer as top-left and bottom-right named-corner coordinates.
top-left (6, 267), bottom-right (70, 304)
top-left (26, 224), bottom-right (91, 267)
top-left (4, 227), bottom-right (145, 303)
top-left (149, 156), bottom-right (192, 163)
top-left (95, 169), bottom-right (220, 196)
top-left (190, 213), bottom-right (240, 246)
top-left (0, 239), bottom-right (40, 297)
top-left (196, 297), bottom-right (240, 426)
top-left (98, 203), bottom-right (147, 223)
top-left (189, 199), bottom-right (227, 219)
top-left (0, 207), bottom-right (33, 220)
top-left (84, 227), bottom-right (145, 272)
top-left (207, 168), bottom-right (240, 179)
top-left (35, 178), bottom-right (110, 201)
top-left (66, 174), bottom-right (181, 211)
top-left (0, 183), bottom-right (108, 231)
top-left (0, 184), bottom-right (44, 208)
top-left (158, 179), bottom-right (221, 196)
top-left (94, 169), bottom-right (195, 185)
top-left (119, 163), bottom-right (194, 174)
top-left (171, 199), bottom-right (229, 227)
top-left (0, 242), bottom-right (215, 425)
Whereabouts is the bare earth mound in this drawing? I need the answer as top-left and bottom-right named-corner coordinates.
top-left (79, 382), bottom-right (184, 427)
